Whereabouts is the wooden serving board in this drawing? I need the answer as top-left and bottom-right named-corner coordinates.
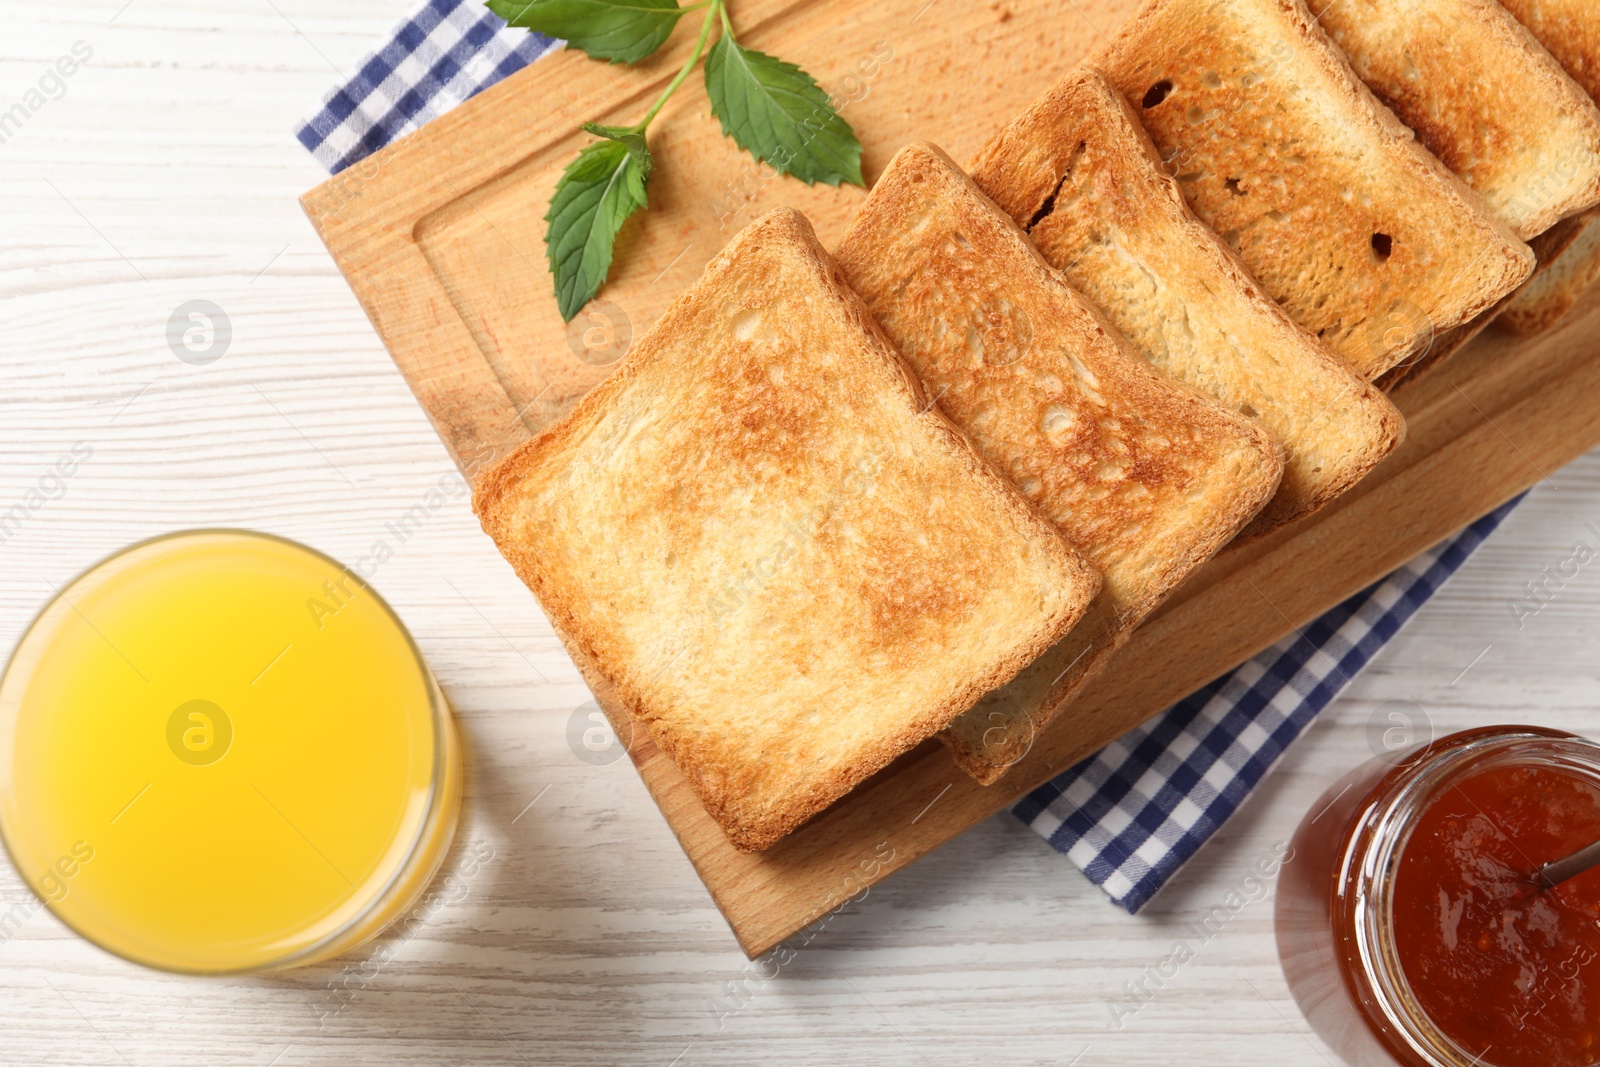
top-left (302, 0), bottom-right (1600, 958)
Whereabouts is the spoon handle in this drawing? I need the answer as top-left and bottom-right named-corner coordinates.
top-left (1536, 837), bottom-right (1600, 890)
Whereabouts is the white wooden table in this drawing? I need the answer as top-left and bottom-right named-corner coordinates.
top-left (3, 2), bottom-right (1599, 1063)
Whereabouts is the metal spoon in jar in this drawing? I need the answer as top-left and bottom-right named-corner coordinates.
top-left (1535, 837), bottom-right (1600, 891)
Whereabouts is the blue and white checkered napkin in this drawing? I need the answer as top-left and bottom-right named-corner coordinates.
top-left (297, 0), bottom-right (1523, 912)
top-left (296, 0), bottom-right (558, 173)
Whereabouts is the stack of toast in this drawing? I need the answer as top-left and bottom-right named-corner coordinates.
top-left (835, 142), bottom-right (1284, 784)
top-left (476, 0), bottom-right (1600, 850)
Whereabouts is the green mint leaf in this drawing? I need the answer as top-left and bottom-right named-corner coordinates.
top-left (546, 130), bottom-right (653, 321)
top-left (487, 0), bottom-right (684, 65)
top-left (704, 36), bottom-right (865, 187)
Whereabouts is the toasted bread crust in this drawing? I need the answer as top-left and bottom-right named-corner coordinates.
top-left (475, 209), bottom-right (1100, 849)
top-left (1501, 208), bottom-right (1600, 335)
top-left (835, 143), bottom-right (1283, 784)
top-left (1499, 0), bottom-right (1600, 105)
top-left (969, 67), bottom-right (1404, 538)
top-left (1384, 210), bottom-right (1600, 388)
top-left (1308, 0), bottom-right (1600, 240)
top-left (1528, 209), bottom-right (1599, 273)
top-left (1094, 0), bottom-right (1533, 379)
top-left (1373, 313), bottom-right (1496, 393)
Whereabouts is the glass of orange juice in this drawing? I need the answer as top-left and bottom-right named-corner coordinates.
top-left (0, 529), bottom-right (461, 973)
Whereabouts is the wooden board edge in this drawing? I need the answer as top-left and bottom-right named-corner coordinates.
top-left (298, 200), bottom-right (533, 473)
top-left (289, 0), bottom-right (1600, 958)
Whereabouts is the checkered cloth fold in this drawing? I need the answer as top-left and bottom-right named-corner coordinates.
top-left (295, 0), bottom-right (559, 174)
top-left (296, 0), bottom-right (1523, 912)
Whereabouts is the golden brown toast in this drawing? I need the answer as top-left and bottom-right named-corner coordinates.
top-left (1499, 0), bottom-right (1600, 103)
top-left (834, 143), bottom-right (1283, 785)
top-left (1307, 0), bottom-right (1600, 240)
top-left (1093, 0), bottom-right (1534, 379)
top-left (968, 67), bottom-right (1404, 538)
top-left (474, 209), bottom-right (1100, 850)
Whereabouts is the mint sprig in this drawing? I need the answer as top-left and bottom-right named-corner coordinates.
top-left (545, 125), bottom-right (653, 322)
top-left (704, 33), bottom-right (864, 187)
top-left (487, 0), bottom-right (686, 65)
top-left (493, 0), bottom-right (865, 321)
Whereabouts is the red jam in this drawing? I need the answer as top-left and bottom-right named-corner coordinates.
top-left (1393, 763), bottom-right (1600, 1067)
top-left (1278, 728), bottom-right (1600, 1067)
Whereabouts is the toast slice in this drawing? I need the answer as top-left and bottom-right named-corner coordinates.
top-left (834, 143), bottom-right (1283, 786)
top-left (1502, 208), bottom-right (1600, 335)
top-left (474, 209), bottom-right (1100, 851)
top-left (1499, 0), bottom-right (1600, 104)
top-left (1093, 0), bottom-right (1534, 379)
top-left (968, 67), bottom-right (1404, 538)
top-left (1306, 0), bottom-right (1600, 240)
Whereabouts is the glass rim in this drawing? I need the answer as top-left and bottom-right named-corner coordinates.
top-left (0, 527), bottom-right (457, 976)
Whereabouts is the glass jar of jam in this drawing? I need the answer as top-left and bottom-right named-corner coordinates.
top-left (1277, 726), bottom-right (1600, 1067)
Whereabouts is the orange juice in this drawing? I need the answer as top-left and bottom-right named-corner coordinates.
top-left (0, 530), bottom-right (460, 973)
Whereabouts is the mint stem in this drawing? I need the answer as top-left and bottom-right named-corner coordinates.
top-left (638, 0), bottom-right (723, 131)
